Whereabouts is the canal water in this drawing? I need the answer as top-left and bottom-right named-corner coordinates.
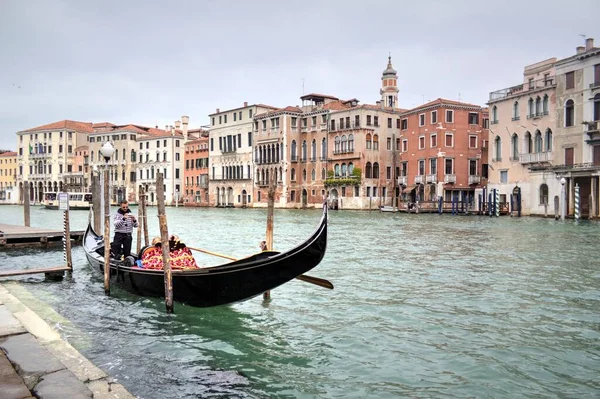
top-left (0, 205), bottom-right (598, 398)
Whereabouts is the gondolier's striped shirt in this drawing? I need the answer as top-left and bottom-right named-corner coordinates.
top-left (114, 212), bottom-right (138, 234)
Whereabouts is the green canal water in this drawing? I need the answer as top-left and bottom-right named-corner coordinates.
top-left (0, 205), bottom-right (599, 398)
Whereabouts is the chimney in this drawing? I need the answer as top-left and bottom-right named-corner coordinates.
top-left (244, 101), bottom-right (248, 107)
top-left (175, 120), bottom-right (181, 129)
top-left (216, 108), bottom-right (220, 113)
top-left (165, 125), bottom-right (169, 131)
top-left (181, 115), bottom-right (189, 141)
top-left (586, 38), bottom-right (594, 51)
top-left (576, 46), bottom-right (585, 54)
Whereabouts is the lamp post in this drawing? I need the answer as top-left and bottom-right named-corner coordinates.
top-left (100, 142), bottom-right (115, 295)
top-left (560, 177), bottom-right (566, 222)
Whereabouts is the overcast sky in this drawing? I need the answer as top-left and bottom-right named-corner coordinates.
top-left (1, 0), bottom-right (598, 149)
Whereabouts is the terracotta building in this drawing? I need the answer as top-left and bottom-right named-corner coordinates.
top-left (398, 99), bottom-right (490, 208)
top-left (183, 132), bottom-right (210, 206)
top-left (0, 151), bottom-right (18, 203)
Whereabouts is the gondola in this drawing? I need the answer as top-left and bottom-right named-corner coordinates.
top-left (83, 204), bottom-right (328, 307)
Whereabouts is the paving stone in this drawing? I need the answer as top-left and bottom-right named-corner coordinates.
top-left (44, 340), bottom-right (107, 382)
top-left (0, 306), bottom-right (26, 337)
top-left (0, 333), bottom-right (64, 389)
top-left (0, 352), bottom-right (31, 399)
top-left (33, 369), bottom-right (93, 399)
top-left (87, 379), bottom-right (136, 399)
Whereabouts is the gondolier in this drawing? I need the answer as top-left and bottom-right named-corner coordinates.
top-left (111, 200), bottom-right (138, 259)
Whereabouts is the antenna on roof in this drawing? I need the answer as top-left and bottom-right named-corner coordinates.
top-left (302, 78), bottom-right (305, 96)
top-left (579, 34), bottom-right (587, 45)
top-left (458, 93), bottom-right (462, 101)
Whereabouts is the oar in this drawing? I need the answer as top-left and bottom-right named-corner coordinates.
top-left (188, 246), bottom-right (333, 290)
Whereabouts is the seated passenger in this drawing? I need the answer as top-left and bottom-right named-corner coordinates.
top-left (139, 236), bottom-right (199, 270)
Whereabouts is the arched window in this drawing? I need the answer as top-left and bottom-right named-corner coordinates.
top-left (341, 163), bottom-right (347, 177)
top-left (321, 168), bottom-right (326, 180)
top-left (366, 133), bottom-right (372, 149)
top-left (348, 162), bottom-right (354, 176)
top-left (511, 134), bottom-right (519, 160)
top-left (334, 164), bottom-right (340, 177)
top-left (302, 140), bottom-right (307, 160)
top-left (535, 96), bottom-right (541, 115)
top-left (373, 134), bottom-right (379, 150)
top-left (513, 101), bottom-right (519, 120)
top-left (528, 98), bottom-right (534, 117)
top-left (565, 99), bottom-right (574, 127)
top-left (524, 131), bottom-right (532, 154)
top-left (492, 105), bottom-right (498, 122)
top-left (302, 169), bottom-right (307, 180)
top-left (372, 162), bottom-right (380, 178)
top-left (365, 162), bottom-right (372, 178)
top-left (594, 93), bottom-right (600, 121)
top-left (311, 169), bottom-right (316, 181)
top-left (543, 95), bottom-right (549, 115)
top-left (255, 147), bottom-right (259, 164)
top-left (321, 138), bottom-right (327, 159)
top-left (291, 168), bottom-right (296, 181)
top-left (539, 184), bottom-right (549, 206)
top-left (348, 134), bottom-right (354, 151)
top-left (276, 143), bottom-right (280, 162)
top-left (494, 136), bottom-right (502, 161)
top-left (311, 139), bottom-right (316, 160)
top-left (334, 136), bottom-right (340, 153)
top-left (341, 135), bottom-right (347, 152)
top-left (291, 140), bottom-right (297, 160)
top-left (545, 129), bottom-right (553, 152)
top-left (115, 149), bottom-right (119, 160)
top-left (534, 130), bottom-right (543, 153)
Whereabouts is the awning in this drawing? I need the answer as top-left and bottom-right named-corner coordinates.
top-left (403, 184), bottom-right (417, 192)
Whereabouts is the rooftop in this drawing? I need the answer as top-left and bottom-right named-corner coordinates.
top-left (20, 120), bottom-right (94, 133)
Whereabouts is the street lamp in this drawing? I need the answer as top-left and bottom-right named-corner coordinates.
top-left (560, 177), bottom-right (566, 221)
top-left (100, 142), bottom-right (115, 162)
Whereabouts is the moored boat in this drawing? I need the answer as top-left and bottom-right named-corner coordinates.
top-left (44, 192), bottom-right (93, 210)
top-left (83, 204), bottom-right (328, 307)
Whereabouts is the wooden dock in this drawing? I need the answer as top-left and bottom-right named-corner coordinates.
top-left (0, 223), bottom-right (84, 248)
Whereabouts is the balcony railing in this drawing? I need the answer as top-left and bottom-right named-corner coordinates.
top-left (519, 151), bottom-right (553, 164)
top-left (332, 149), bottom-right (355, 155)
top-left (397, 176), bottom-right (407, 186)
top-left (489, 77), bottom-right (556, 102)
top-left (291, 155), bottom-right (298, 162)
top-left (301, 126), bottom-right (308, 132)
top-left (590, 82), bottom-right (600, 89)
top-left (444, 174), bottom-right (456, 183)
top-left (426, 174), bottom-right (437, 183)
top-left (468, 175), bottom-right (481, 185)
top-left (586, 121), bottom-right (599, 133)
top-left (320, 123), bottom-right (327, 130)
top-left (415, 175), bottom-right (423, 184)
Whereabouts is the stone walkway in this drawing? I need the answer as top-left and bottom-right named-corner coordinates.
top-left (0, 284), bottom-right (135, 399)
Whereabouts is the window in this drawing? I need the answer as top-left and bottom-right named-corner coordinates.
top-left (430, 158), bottom-right (437, 175)
top-left (175, 153), bottom-right (180, 161)
top-left (528, 98), bottom-right (534, 117)
top-left (535, 96), bottom-right (541, 115)
top-left (445, 133), bottom-right (453, 147)
top-left (401, 119), bottom-right (407, 130)
top-left (511, 134), bottom-right (519, 160)
top-left (469, 135), bottom-right (477, 148)
top-left (513, 101), bottom-right (520, 120)
top-left (348, 134), bottom-right (354, 152)
top-left (175, 140), bottom-right (180, 147)
top-left (374, 116), bottom-right (379, 126)
top-left (494, 136), bottom-right (502, 161)
top-left (419, 136), bottom-right (425, 149)
top-left (224, 114), bottom-right (227, 123)
top-left (469, 159), bottom-right (477, 176)
top-left (564, 147), bottom-right (574, 166)
top-left (431, 111), bottom-right (437, 124)
top-left (387, 118), bottom-right (392, 128)
top-left (446, 110), bottom-right (454, 123)
top-left (444, 158), bottom-right (453, 174)
top-left (419, 113), bottom-right (425, 126)
top-left (565, 99), bottom-right (574, 127)
top-left (539, 184), bottom-right (549, 206)
top-left (491, 106), bottom-right (498, 123)
top-left (365, 162), bottom-right (372, 178)
top-left (595, 64), bottom-right (600, 86)
top-left (500, 170), bottom-right (508, 183)
top-left (402, 139), bottom-right (408, 152)
top-left (430, 134), bottom-right (437, 148)
top-left (233, 112), bottom-right (237, 121)
top-left (545, 129), bottom-right (553, 152)
top-left (372, 162), bottom-right (379, 179)
top-left (469, 112), bottom-right (479, 125)
top-left (593, 93), bottom-right (600, 121)
top-left (396, 119), bottom-right (400, 129)
top-left (534, 131), bottom-right (543, 153)
top-left (566, 71), bottom-right (575, 90)
top-left (418, 159), bottom-right (425, 175)
top-left (543, 95), bottom-right (549, 115)
top-left (386, 166), bottom-right (391, 179)
top-left (249, 109), bottom-right (253, 118)
top-left (387, 137), bottom-right (391, 150)
top-left (248, 132), bottom-right (252, 146)
top-left (366, 115), bottom-right (372, 126)
top-left (373, 134), bottom-right (379, 150)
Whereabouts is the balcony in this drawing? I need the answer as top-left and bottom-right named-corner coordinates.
top-left (291, 155), bottom-right (298, 163)
top-left (492, 157), bottom-right (502, 162)
top-left (310, 125), bottom-right (317, 131)
top-left (415, 175), bottom-right (423, 184)
top-left (590, 82), bottom-right (600, 89)
top-left (489, 76), bottom-right (556, 102)
top-left (468, 175), bottom-right (481, 185)
top-left (519, 151), bottom-right (553, 164)
top-left (444, 174), bottom-right (456, 184)
top-left (332, 149), bottom-right (355, 155)
top-left (301, 126), bottom-right (308, 133)
top-left (320, 123), bottom-right (327, 130)
top-left (426, 174), bottom-right (437, 183)
top-left (397, 176), bottom-right (407, 186)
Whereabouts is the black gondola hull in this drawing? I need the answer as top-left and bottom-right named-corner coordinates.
top-left (83, 205), bottom-right (328, 307)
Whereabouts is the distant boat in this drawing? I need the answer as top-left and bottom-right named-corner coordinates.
top-left (380, 206), bottom-right (398, 213)
top-left (43, 192), bottom-right (92, 210)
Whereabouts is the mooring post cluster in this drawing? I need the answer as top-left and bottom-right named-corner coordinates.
top-left (156, 173), bottom-right (174, 313)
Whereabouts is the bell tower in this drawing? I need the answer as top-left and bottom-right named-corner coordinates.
top-left (380, 54), bottom-right (399, 108)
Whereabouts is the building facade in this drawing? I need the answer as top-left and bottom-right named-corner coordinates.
top-left (487, 58), bottom-right (558, 216)
top-left (553, 38), bottom-right (600, 218)
top-left (183, 134), bottom-right (210, 206)
top-left (208, 103), bottom-right (277, 207)
top-left (0, 151), bottom-right (18, 204)
top-left (16, 120), bottom-right (94, 203)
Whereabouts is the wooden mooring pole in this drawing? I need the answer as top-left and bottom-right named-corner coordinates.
top-left (136, 186), bottom-right (144, 253)
top-left (23, 181), bottom-right (31, 227)
top-left (141, 186), bottom-right (149, 246)
top-left (63, 210), bottom-right (72, 273)
top-left (156, 173), bottom-right (174, 313)
top-left (263, 177), bottom-right (276, 301)
top-left (92, 174), bottom-right (102, 233)
top-left (103, 169), bottom-right (111, 295)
